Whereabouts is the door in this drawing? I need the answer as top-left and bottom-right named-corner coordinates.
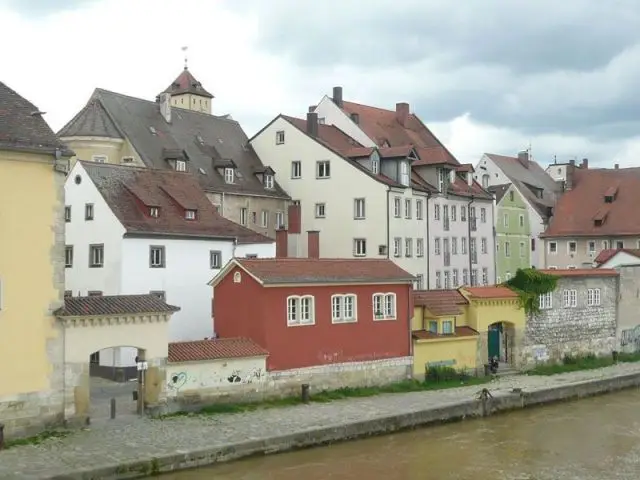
top-left (488, 325), bottom-right (501, 359)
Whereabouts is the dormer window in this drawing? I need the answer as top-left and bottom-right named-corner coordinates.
top-left (185, 209), bottom-right (196, 220)
top-left (150, 207), bottom-right (159, 218)
top-left (224, 167), bottom-right (235, 184)
top-left (372, 159), bottom-right (379, 174)
top-left (176, 160), bottom-right (186, 172)
top-left (264, 174), bottom-right (274, 189)
top-left (438, 169), bottom-right (447, 192)
top-left (400, 162), bottom-right (409, 186)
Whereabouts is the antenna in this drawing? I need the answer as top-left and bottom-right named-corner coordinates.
top-left (181, 46), bottom-right (189, 70)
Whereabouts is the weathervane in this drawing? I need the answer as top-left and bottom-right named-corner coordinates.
top-left (182, 46), bottom-right (189, 70)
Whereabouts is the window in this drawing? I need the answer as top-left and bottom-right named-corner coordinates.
top-left (568, 241), bottom-right (577, 254)
top-left (185, 209), bottom-right (196, 220)
top-left (444, 271), bottom-right (450, 289)
top-left (210, 250), bottom-right (222, 269)
top-left (287, 295), bottom-right (315, 326)
top-left (291, 161), bottom-right (301, 178)
top-left (462, 269), bottom-right (469, 285)
top-left (276, 130), bottom-right (285, 145)
top-left (548, 242), bottom-right (557, 254)
top-left (435, 271), bottom-right (442, 289)
top-left (616, 241), bottom-right (624, 249)
top-left (176, 160), bottom-right (186, 172)
top-left (331, 294), bottom-right (357, 323)
top-left (371, 159), bottom-right (379, 174)
top-left (520, 241), bottom-right (525, 257)
top-left (150, 207), bottom-right (160, 218)
top-left (452, 237), bottom-right (458, 255)
top-left (354, 198), bottom-right (366, 219)
top-left (65, 206), bottom-right (71, 222)
top-left (603, 240), bottom-right (610, 250)
top-left (85, 203), bottom-right (94, 220)
top-left (480, 208), bottom-right (486, 223)
top-left (121, 156), bottom-right (134, 164)
top-left (64, 290), bottom-right (72, 298)
top-left (92, 154), bottom-right (107, 163)
top-left (89, 244), bottom-right (104, 268)
top-left (452, 269), bottom-right (459, 287)
top-left (264, 174), bottom-right (274, 189)
top-left (531, 238), bottom-right (536, 251)
top-left (481, 174), bottom-right (490, 188)
top-left (251, 211), bottom-right (257, 224)
top-left (275, 211), bottom-right (284, 228)
top-left (482, 268), bottom-right (488, 285)
top-left (65, 246), bottom-right (73, 268)
top-left (442, 320), bottom-right (454, 335)
top-left (428, 320), bottom-right (438, 334)
top-left (373, 293), bottom-right (397, 320)
top-left (240, 208), bottom-right (247, 226)
top-left (405, 238), bottom-right (413, 257)
top-left (394, 197), bottom-right (401, 217)
top-left (405, 199), bottom-right (411, 219)
top-left (471, 269), bottom-right (478, 286)
top-left (509, 191), bottom-right (515, 202)
top-left (539, 292), bottom-right (553, 309)
top-left (416, 200), bottom-right (423, 220)
top-left (505, 241), bottom-right (511, 257)
top-left (314, 203), bottom-right (326, 218)
top-left (461, 206), bottom-right (467, 221)
top-left (461, 237), bottom-right (467, 255)
top-left (400, 162), bottom-right (410, 186)
top-left (415, 274), bottom-right (424, 290)
top-left (87, 291), bottom-right (103, 296)
top-left (434, 237), bottom-right (441, 255)
top-left (259, 210), bottom-right (268, 228)
top-left (519, 215), bottom-right (524, 227)
top-left (588, 241), bottom-right (596, 254)
top-left (587, 288), bottom-right (601, 306)
top-left (434, 204), bottom-right (441, 220)
top-left (503, 213), bottom-right (509, 228)
top-left (147, 291), bottom-right (165, 302)
top-left (224, 168), bottom-right (234, 183)
top-left (149, 246), bottom-right (165, 268)
top-left (416, 238), bottom-right (424, 257)
top-left (438, 169), bottom-right (446, 191)
top-left (481, 238), bottom-right (487, 254)
top-left (563, 289), bottom-right (577, 308)
top-left (393, 237), bottom-right (402, 257)
top-left (451, 205), bottom-right (457, 221)
top-left (354, 238), bottom-right (367, 257)
top-left (316, 160), bottom-right (330, 178)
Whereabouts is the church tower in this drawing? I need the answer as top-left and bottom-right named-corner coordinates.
top-left (162, 64), bottom-right (214, 115)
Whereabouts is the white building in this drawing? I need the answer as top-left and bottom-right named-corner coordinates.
top-left (251, 87), bottom-right (495, 288)
top-left (65, 161), bottom-right (274, 372)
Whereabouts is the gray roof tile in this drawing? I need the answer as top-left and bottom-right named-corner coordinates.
top-left (55, 294), bottom-right (180, 317)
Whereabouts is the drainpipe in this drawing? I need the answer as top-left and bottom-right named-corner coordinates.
top-left (425, 192), bottom-right (431, 288)
top-left (407, 281), bottom-right (413, 377)
top-left (492, 197), bottom-right (497, 283)
top-left (386, 188), bottom-right (391, 259)
top-left (467, 196), bottom-right (474, 285)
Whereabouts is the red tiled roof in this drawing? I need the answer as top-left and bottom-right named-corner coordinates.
top-left (81, 162), bottom-right (272, 244)
top-left (456, 163), bottom-right (475, 173)
top-left (379, 145), bottom-right (415, 158)
top-left (168, 338), bottom-right (268, 363)
top-left (234, 258), bottom-right (415, 285)
top-left (539, 268), bottom-right (619, 277)
top-left (344, 146), bottom-right (375, 158)
top-left (543, 167), bottom-right (640, 237)
top-left (163, 68), bottom-right (214, 98)
top-left (463, 286), bottom-right (519, 299)
top-left (55, 294), bottom-right (180, 317)
top-left (413, 290), bottom-right (468, 316)
top-left (412, 326), bottom-right (479, 340)
top-left (594, 248), bottom-right (640, 264)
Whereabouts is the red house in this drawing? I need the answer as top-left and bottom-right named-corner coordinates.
top-left (209, 256), bottom-right (415, 371)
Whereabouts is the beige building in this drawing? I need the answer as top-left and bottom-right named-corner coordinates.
top-left (58, 67), bottom-right (290, 238)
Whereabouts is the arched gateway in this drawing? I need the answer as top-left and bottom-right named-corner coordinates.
top-left (55, 294), bottom-right (180, 425)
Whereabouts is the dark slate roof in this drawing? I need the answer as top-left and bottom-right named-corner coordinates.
top-left (59, 88), bottom-right (289, 199)
top-left (163, 68), bottom-right (214, 98)
top-left (80, 161), bottom-right (273, 243)
top-left (0, 81), bottom-right (73, 155)
top-left (58, 98), bottom-right (122, 139)
top-left (488, 183), bottom-right (511, 203)
top-left (55, 294), bottom-right (180, 317)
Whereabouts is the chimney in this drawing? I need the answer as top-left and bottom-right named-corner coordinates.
top-left (307, 230), bottom-right (320, 259)
top-left (275, 228), bottom-right (288, 258)
top-left (306, 112), bottom-right (318, 137)
top-left (615, 163), bottom-right (619, 169)
top-left (396, 102), bottom-right (409, 127)
top-left (288, 202), bottom-right (301, 234)
top-left (308, 105), bottom-right (316, 113)
top-left (159, 93), bottom-right (171, 123)
top-left (350, 112), bottom-right (360, 124)
top-left (517, 150), bottom-right (529, 168)
top-left (581, 158), bottom-right (589, 169)
top-left (332, 86), bottom-right (343, 108)
top-left (566, 161), bottom-right (575, 191)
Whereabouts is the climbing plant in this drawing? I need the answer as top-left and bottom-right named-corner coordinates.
top-left (503, 268), bottom-right (558, 315)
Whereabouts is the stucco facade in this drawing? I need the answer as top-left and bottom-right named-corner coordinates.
top-left (614, 265), bottom-right (640, 353)
top-left (495, 184), bottom-right (531, 281)
top-left (0, 149), bottom-right (67, 437)
top-left (542, 237), bottom-right (640, 269)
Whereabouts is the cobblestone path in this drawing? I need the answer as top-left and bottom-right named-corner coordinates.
top-left (2, 363), bottom-right (640, 479)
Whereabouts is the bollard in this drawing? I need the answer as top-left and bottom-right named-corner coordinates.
top-left (613, 350), bottom-right (619, 364)
top-left (0, 423), bottom-right (4, 451)
top-left (132, 390), bottom-right (138, 401)
top-left (301, 384), bottom-right (310, 404)
top-left (483, 364), bottom-right (490, 377)
top-left (110, 398), bottom-right (117, 420)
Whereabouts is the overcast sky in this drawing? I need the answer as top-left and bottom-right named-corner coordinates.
top-left (2, 0), bottom-right (640, 167)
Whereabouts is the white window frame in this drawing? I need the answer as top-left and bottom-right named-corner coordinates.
top-left (563, 289), bottom-right (577, 308)
top-left (354, 198), bottom-right (366, 219)
top-left (400, 161), bottom-right (410, 186)
top-left (480, 208), bottom-right (486, 223)
top-left (240, 207), bottom-right (247, 226)
top-left (415, 274), bottom-right (424, 290)
top-left (548, 242), bottom-right (557, 254)
top-left (404, 199), bottom-right (411, 219)
top-left (434, 204), bottom-right (441, 220)
top-left (291, 161), bottom-right (302, 179)
top-left (175, 160), bottom-right (186, 172)
top-left (315, 203), bottom-right (326, 218)
top-left (519, 214), bottom-right (524, 227)
top-left (461, 237), bottom-right (467, 255)
top-left (442, 320), bottom-right (454, 335)
top-left (286, 295), bottom-right (315, 326)
top-left (331, 294), bottom-right (357, 324)
top-left (568, 241), bottom-right (577, 254)
top-left (394, 197), bottom-right (401, 217)
top-left (89, 244), bottom-right (104, 268)
top-left (371, 159), bottom-right (379, 174)
top-left (185, 209), bottom-right (196, 220)
top-left (416, 200), bottom-right (423, 220)
top-left (434, 237), bottom-right (441, 255)
top-left (444, 270), bottom-right (450, 289)
top-left (224, 167), bottom-right (235, 184)
top-left (539, 292), bottom-right (553, 309)
top-left (405, 238), bottom-right (413, 257)
top-left (503, 213), bottom-right (509, 228)
top-left (353, 238), bottom-right (367, 257)
top-left (65, 245), bottom-right (73, 268)
top-left (372, 293), bottom-right (397, 321)
top-left (452, 269), bottom-right (459, 287)
top-left (316, 160), bottom-right (331, 179)
top-left (393, 237), bottom-right (402, 257)
top-left (275, 211), bottom-right (284, 228)
top-left (416, 238), bottom-right (424, 257)
top-left (92, 154), bottom-right (108, 163)
top-left (264, 174), bottom-right (274, 189)
top-left (210, 250), bottom-right (222, 269)
top-left (276, 130), bottom-right (285, 145)
top-left (505, 241), bottom-right (511, 257)
top-left (587, 288), bottom-right (601, 306)
top-left (481, 237), bottom-right (487, 254)
top-left (435, 271), bottom-right (442, 289)
top-left (462, 269), bottom-right (469, 285)
top-left (451, 205), bottom-right (457, 221)
top-left (587, 241), bottom-right (596, 254)
top-left (261, 210), bottom-right (269, 228)
top-left (482, 268), bottom-right (488, 285)
top-left (149, 246), bottom-right (165, 268)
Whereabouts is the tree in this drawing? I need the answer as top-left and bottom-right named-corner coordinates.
top-left (504, 268), bottom-right (558, 314)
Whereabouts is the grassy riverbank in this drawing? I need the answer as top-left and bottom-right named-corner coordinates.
top-left (527, 352), bottom-right (640, 376)
top-left (4, 430), bottom-right (70, 450)
top-left (163, 368), bottom-right (490, 418)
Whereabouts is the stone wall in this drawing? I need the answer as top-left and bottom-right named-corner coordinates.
top-left (164, 357), bottom-right (413, 412)
top-left (615, 265), bottom-right (640, 353)
top-left (522, 275), bottom-right (617, 366)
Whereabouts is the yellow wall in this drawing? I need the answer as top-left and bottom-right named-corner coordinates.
top-left (412, 305), bottom-right (470, 331)
top-left (413, 337), bottom-right (478, 376)
top-left (464, 297), bottom-right (525, 332)
top-left (0, 150), bottom-right (64, 396)
top-left (61, 136), bottom-right (145, 170)
top-left (171, 93), bottom-right (212, 115)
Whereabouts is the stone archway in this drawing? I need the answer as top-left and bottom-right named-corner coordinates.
top-left (488, 321), bottom-right (518, 366)
top-left (55, 294), bottom-right (179, 426)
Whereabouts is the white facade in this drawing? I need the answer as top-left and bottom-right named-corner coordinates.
top-left (65, 162), bottom-right (275, 367)
top-left (313, 96), bottom-right (375, 147)
top-left (250, 116), bottom-right (430, 287)
top-left (475, 154), bottom-right (546, 268)
top-left (598, 252), bottom-right (640, 269)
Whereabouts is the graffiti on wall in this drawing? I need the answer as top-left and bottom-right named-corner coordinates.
top-left (167, 372), bottom-right (188, 391)
top-left (621, 325), bottom-right (640, 351)
top-left (227, 367), bottom-right (264, 384)
top-left (167, 365), bottom-right (265, 392)
top-left (532, 346), bottom-right (549, 362)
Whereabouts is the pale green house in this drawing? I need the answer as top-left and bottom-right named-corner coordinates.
top-left (489, 184), bottom-right (531, 282)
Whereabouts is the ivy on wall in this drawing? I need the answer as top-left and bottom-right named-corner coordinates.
top-left (504, 268), bottom-right (558, 314)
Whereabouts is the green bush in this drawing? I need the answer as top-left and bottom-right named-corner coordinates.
top-left (425, 365), bottom-right (466, 383)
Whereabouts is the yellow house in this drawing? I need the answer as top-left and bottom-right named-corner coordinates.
top-left (0, 81), bottom-right (73, 436)
top-left (412, 286), bottom-right (526, 377)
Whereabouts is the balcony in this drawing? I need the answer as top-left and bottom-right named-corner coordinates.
top-left (444, 252), bottom-right (451, 267)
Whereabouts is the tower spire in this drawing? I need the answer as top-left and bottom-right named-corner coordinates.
top-left (182, 46), bottom-right (189, 70)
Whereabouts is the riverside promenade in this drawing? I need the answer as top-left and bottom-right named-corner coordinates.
top-left (2, 363), bottom-right (640, 480)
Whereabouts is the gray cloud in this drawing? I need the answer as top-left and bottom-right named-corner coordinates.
top-left (0, 0), bottom-right (96, 17)
top-left (225, 0), bottom-right (640, 147)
